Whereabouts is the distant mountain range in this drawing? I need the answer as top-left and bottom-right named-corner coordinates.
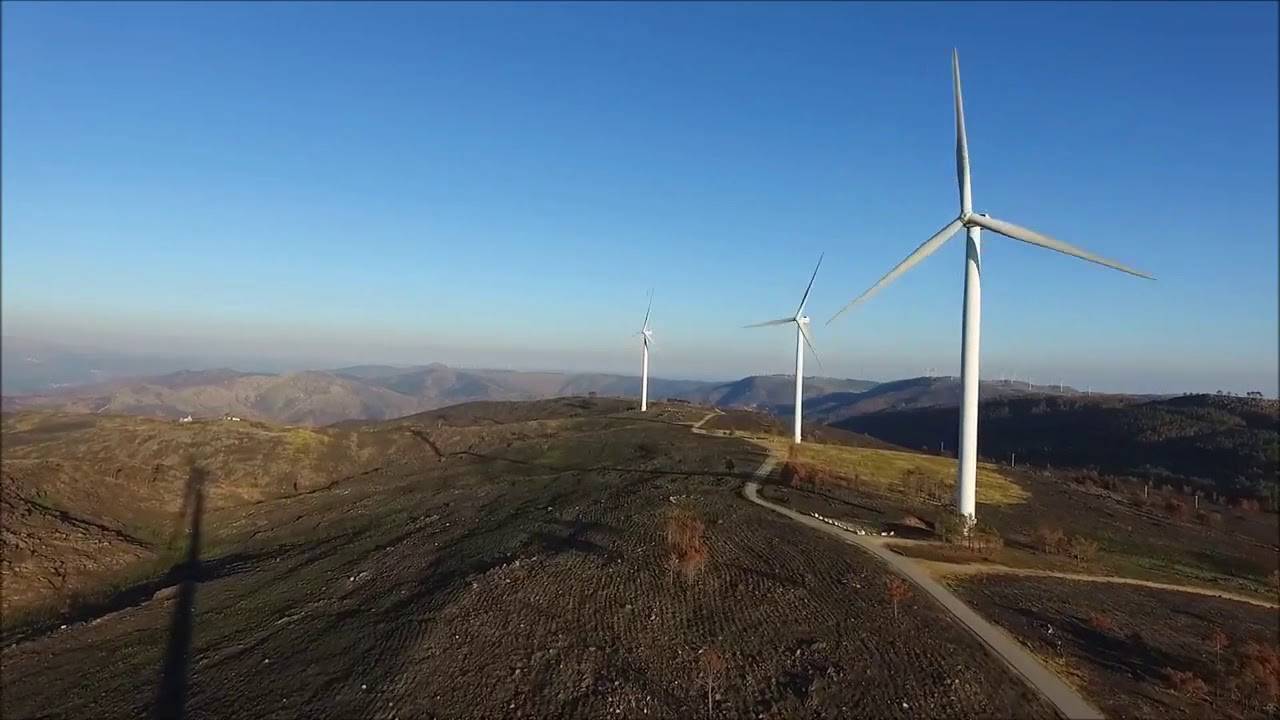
top-left (2, 355), bottom-right (1108, 428)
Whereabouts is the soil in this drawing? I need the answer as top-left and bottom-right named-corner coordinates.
top-left (951, 575), bottom-right (1280, 719)
top-left (0, 399), bottom-right (1054, 719)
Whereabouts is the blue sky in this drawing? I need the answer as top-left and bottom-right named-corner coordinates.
top-left (3, 2), bottom-right (1276, 393)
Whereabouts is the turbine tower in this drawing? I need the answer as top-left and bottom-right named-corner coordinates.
top-left (745, 255), bottom-right (823, 444)
top-left (829, 50), bottom-right (1152, 523)
top-left (638, 291), bottom-right (654, 412)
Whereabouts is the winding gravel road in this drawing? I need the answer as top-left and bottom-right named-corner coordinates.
top-left (743, 465), bottom-right (1105, 720)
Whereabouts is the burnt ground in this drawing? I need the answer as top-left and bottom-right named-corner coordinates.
top-left (0, 399), bottom-right (1054, 719)
top-left (952, 575), bottom-right (1280, 719)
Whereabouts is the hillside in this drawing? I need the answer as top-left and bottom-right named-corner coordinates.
top-left (801, 376), bottom-right (1112, 425)
top-left (686, 374), bottom-right (878, 409)
top-left (0, 401), bottom-right (1057, 719)
top-left (836, 394), bottom-right (1280, 501)
top-left (0, 411), bottom-right (432, 615)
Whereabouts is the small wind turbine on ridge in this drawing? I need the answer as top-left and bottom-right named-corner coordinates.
top-left (828, 50), bottom-right (1152, 524)
top-left (745, 254), bottom-right (823, 444)
top-left (637, 290), bottom-right (655, 412)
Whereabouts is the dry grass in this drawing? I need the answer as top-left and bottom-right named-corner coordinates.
top-left (664, 506), bottom-right (708, 582)
top-left (754, 437), bottom-right (1027, 506)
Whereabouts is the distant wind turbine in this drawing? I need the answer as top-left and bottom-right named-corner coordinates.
top-left (745, 254), bottom-right (823, 444)
top-left (828, 50), bottom-right (1152, 523)
top-left (637, 291), bottom-right (655, 412)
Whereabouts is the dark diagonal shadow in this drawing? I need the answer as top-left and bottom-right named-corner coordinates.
top-left (152, 463), bottom-right (207, 720)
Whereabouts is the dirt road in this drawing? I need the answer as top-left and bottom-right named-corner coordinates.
top-left (906, 555), bottom-right (1279, 609)
top-left (743, 479), bottom-right (1106, 720)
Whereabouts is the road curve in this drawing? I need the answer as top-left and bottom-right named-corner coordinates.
top-left (742, 477), bottom-right (1105, 720)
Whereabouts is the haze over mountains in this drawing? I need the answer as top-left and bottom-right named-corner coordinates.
top-left (2, 351), bottom-right (1113, 429)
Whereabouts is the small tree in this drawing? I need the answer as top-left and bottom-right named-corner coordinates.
top-left (1034, 525), bottom-right (1067, 555)
top-left (1067, 535), bottom-right (1100, 567)
top-left (886, 576), bottom-right (911, 621)
top-left (699, 647), bottom-right (726, 719)
top-left (1209, 629), bottom-right (1230, 702)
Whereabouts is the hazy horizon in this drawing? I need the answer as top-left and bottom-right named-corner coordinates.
top-left (3, 3), bottom-right (1276, 397)
top-left (3, 328), bottom-right (1272, 398)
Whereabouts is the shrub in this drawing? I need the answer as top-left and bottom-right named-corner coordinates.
top-left (1194, 510), bottom-right (1222, 528)
top-left (723, 457), bottom-right (736, 473)
top-left (934, 512), bottom-right (967, 544)
top-left (1229, 641), bottom-right (1280, 710)
top-left (1164, 496), bottom-right (1191, 520)
top-left (1068, 535), bottom-right (1100, 566)
top-left (1163, 668), bottom-right (1209, 699)
top-left (665, 507), bottom-right (707, 582)
top-left (1233, 497), bottom-right (1262, 513)
top-left (1034, 526), bottom-right (1067, 555)
top-left (966, 521), bottom-right (1004, 555)
top-left (1087, 612), bottom-right (1115, 633)
top-left (779, 461), bottom-right (807, 487)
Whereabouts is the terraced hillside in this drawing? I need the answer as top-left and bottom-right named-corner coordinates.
top-left (0, 399), bottom-right (1053, 719)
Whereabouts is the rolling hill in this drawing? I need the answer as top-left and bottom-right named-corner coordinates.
top-left (836, 393), bottom-right (1280, 502)
top-left (2, 366), bottom-right (884, 426)
top-left (0, 400), bottom-right (1059, 719)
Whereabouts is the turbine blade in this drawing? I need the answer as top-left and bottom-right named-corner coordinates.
top-left (799, 322), bottom-right (822, 371)
top-left (743, 317), bottom-right (795, 329)
top-left (795, 252), bottom-right (824, 316)
top-left (970, 214), bottom-right (1155, 280)
top-left (827, 217), bottom-right (964, 325)
top-left (953, 49), bottom-right (972, 216)
top-left (642, 289), bottom-right (653, 330)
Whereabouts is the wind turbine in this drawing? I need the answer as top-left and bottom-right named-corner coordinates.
top-left (745, 255), bottom-right (823, 444)
top-left (637, 291), bottom-right (654, 412)
top-left (829, 50), bottom-right (1152, 523)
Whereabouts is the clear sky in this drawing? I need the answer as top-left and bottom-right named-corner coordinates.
top-left (3, 2), bottom-right (1276, 394)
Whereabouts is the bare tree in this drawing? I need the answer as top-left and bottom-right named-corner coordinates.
top-left (699, 646), bottom-right (726, 719)
top-left (886, 576), bottom-right (911, 621)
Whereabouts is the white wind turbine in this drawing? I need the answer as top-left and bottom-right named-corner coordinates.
top-left (745, 255), bottom-right (823, 444)
top-left (829, 50), bottom-right (1152, 523)
top-left (637, 291), bottom-right (655, 412)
